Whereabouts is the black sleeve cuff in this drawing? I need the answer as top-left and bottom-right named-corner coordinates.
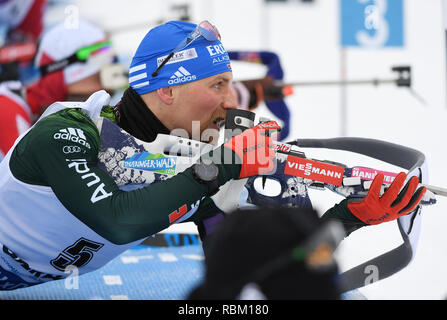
top-left (321, 199), bottom-right (368, 237)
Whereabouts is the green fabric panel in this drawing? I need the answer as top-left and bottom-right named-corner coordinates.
top-left (9, 108), bottom-right (241, 245)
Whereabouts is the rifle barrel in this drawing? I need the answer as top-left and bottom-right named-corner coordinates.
top-left (423, 184), bottom-right (447, 197)
top-left (276, 78), bottom-right (397, 87)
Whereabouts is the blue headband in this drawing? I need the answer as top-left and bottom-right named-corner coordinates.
top-left (128, 21), bottom-right (232, 95)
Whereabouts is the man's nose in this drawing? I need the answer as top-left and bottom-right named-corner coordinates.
top-left (222, 88), bottom-right (239, 110)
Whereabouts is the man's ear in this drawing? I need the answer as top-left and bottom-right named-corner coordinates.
top-left (157, 86), bottom-right (174, 105)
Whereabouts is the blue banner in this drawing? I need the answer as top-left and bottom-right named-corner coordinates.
top-left (340, 0), bottom-right (404, 48)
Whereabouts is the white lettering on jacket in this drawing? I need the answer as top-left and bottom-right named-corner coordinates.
top-left (67, 159), bottom-right (113, 203)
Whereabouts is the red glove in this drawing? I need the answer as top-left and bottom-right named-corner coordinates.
top-left (223, 121), bottom-right (280, 179)
top-left (347, 172), bottom-right (426, 225)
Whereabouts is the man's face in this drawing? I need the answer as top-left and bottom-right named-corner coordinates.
top-left (171, 71), bottom-right (237, 143)
top-left (66, 72), bottom-right (105, 101)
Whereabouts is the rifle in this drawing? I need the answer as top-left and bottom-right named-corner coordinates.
top-left (96, 108), bottom-right (443, 293)
top-left (224, 108), bottom-right (442, 292)
top-left (240, 65), bottom-right (426, 107)
top-left (226, 109), bottom-right (441, 204)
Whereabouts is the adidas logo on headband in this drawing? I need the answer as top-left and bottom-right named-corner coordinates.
top-left (128, 21), bottom-right (231, 95)
top-left (168, 66), bottom-right (197, 85)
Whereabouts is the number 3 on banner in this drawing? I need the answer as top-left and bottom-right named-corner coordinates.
top-left (356, 0), bottom-right (389, 47)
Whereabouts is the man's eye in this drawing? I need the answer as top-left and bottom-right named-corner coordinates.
top-left (214, 82), bottom-right (222, 89)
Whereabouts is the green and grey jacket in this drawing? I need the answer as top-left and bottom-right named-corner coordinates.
top-left (0, 90), bottom-right (239, 282)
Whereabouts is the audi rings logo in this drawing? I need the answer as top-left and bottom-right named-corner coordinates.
top-left (63, 146), bottom-right (83, 154)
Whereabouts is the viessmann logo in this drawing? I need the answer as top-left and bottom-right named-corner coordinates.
top-left (284, 155), bottom-right (345, 186)
top-left (54, 128), bottom-right (91, 149)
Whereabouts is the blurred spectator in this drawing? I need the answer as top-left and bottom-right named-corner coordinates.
top-left (26, 19), bottom-right (120, 114)
top-left (0, 19), bottom-right (125, 160)
top-left (0, 0), bottom-right (46, 83)
top-left (0, 80), bottom-right (32, 161)
top-left (229, 51), bottom-right (293, 141)
top-left (0, 0), bottom-right (47, 161)
top-left (0, 0), bottom-right (46, 43)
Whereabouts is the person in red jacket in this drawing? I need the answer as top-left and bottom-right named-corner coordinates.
top-left (0, 0), bottom-right (47, 160)
top-left (0, 0), bottom-right (46, 43)
top-left (0, 81), bottom-right (32, 161)
top-left (0, 0), bottom-right (46, 83)
top-left (0, 19), bottom-right (123, 161)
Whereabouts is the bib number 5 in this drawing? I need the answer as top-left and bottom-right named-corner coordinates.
top-left (50, 238), bottom-right (104, 272)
